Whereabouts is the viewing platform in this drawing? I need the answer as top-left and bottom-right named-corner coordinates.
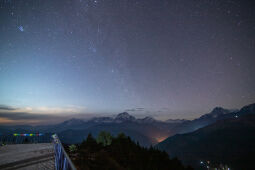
top-left (0, 143), bottom-right (55, 170)
top-left (0, 134), bottom-right (76, 170)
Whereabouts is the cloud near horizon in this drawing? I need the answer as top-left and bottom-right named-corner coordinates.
top-left (125, 107), bottom-right (145, 112)
top-left (0, 105), bottom-right (17, 111)
top-left (0, 105), bottom-right (86, 114)
top-left (0, 104), bottom-right (90, 125)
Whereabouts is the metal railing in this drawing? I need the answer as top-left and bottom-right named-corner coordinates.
top-left (0, 133), bottom-right (77, 170)
top-left (52, 134), bottom-right (77, 170)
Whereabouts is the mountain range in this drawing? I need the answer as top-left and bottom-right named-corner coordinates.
top-left (0, 103), bottom-right (254, 148)
top-left (1, 103), bottom-right (255, 169)
top-left (156, 103), bottom-right (255, 170)
top-left (0, 104), bottom-right (245, 146)
top-left (0, 111), bottom-right (179, 146)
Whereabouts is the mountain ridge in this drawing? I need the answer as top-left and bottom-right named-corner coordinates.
top-left (1, 103), bottom-right (254, 147)
top-left (156, 103), bottom-right (255, 170)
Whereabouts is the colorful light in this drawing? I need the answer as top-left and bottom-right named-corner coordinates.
top-left (13, 133), bottom-right (44, 136)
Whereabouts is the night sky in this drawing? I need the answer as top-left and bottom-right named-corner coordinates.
top-left (0, 0), bottom-right (255, 124)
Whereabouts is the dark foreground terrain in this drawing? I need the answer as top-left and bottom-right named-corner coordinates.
top-left (66, 132), bottom-right (193, 170)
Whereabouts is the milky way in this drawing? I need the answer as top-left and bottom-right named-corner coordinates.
top-left (0, 0), bottom-right (255, 120)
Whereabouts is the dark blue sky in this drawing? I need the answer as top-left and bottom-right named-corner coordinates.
top-left (0, 0), bottom-right (255, 124)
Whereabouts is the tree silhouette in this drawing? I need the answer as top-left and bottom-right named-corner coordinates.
top-left (96, 131), bottom-right (112, 146)
top-left (71, 132), bottom-right (193, 170)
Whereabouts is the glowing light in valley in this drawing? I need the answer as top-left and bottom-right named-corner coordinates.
top-left (156, 136), bottom-right (168, 143)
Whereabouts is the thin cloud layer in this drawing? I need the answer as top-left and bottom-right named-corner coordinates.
top-left (0, 111), bottom-right (56, 120)
top-left (0, 104), bottom-right (89, 125)
top-left (0, 105), bottom-right (17, 111)
top-left (125, 108), bottom-right (145, 112)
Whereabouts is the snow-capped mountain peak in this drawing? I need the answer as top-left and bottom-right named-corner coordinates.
top-left (115, 112), bottom-right (136, 122)
top-left (138, 116), bottom-right (157, 123)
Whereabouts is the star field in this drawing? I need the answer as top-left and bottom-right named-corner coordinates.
top-left (0, 0), bottom-right (255, 121)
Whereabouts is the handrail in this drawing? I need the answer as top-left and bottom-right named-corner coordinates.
top-left (52, 134), bottom-right (77, 170)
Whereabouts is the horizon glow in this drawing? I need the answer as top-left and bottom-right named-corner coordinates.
top-left (0, 0), bottom-right (255, 124)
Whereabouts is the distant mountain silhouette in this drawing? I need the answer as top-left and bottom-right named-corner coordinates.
top-left (137, 116), bottom-right (158, 124)
top-left (171, 106), bottom-right (236, 134)
top-left (156, 103), bottom-right (255, 170)
top-left (200, 107), bottom-right (230, 118)
top-left (0, 112), bottom-right (176, 146)
top-left (61, 118), bottom-right (86, 126)
top-left (114, 112), bottom-right (136, 122)
top-left (1, 104), bottom-right (254, 147)
top-left (53, 112), bottom-right (183, 146)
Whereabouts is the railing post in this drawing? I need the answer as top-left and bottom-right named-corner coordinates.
top-left (52, 134), bottom-right (77, 170)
